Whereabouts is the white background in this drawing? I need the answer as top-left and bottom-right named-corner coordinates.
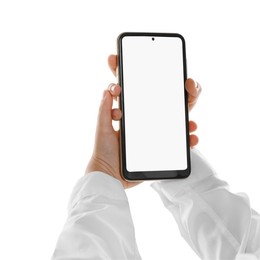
top-left (0, 1), bottom-right (259, 259)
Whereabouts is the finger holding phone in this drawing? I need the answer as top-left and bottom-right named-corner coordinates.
top-left (86, 33), bottom-right (201, 188)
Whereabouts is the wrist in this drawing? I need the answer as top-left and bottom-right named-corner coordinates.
top-left (86, 155), bottom-right (117, 178)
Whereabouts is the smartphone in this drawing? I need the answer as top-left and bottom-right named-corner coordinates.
top-left (117, 32), bottom-right (190, 181)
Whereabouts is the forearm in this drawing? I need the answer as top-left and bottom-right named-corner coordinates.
top-left (152, 149), bottom-right (260, 260)
top-left (52, 172), bottom-right (141, 260)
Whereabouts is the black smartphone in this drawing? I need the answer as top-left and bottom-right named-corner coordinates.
top-left (117, 32), bottom-right (190, 181)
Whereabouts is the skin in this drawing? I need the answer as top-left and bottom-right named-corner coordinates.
top-left (86, 55), bottom-right (202, 189)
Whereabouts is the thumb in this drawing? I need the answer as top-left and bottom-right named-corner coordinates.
top-left (97, 90), bottom-right (113, 131)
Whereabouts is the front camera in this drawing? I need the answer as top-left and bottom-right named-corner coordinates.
top-left (152, 37), bottom-right (155, 41)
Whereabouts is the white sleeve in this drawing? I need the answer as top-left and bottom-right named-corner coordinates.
top-left (152, 149), bottom-right (260, 260)
top-left (51, 172), bottom-right (141, 260)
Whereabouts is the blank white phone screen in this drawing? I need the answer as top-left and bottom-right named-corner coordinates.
top-left (122, 36), bottom-right (187, 172)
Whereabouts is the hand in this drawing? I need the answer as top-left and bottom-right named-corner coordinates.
top-left (86, 55), bottom-right (201, 189)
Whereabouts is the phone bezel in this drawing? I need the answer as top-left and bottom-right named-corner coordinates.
top-left (117, 32), bottom-right (191, 181)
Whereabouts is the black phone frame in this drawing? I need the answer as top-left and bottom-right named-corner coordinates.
top-left (117, 32), bottom-right (191, 181)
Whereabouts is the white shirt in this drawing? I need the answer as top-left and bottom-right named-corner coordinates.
top-left (52, 149), bottom-right (260, 260)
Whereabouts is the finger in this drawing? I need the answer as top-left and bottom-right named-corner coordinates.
top-left (108, 54), bottom-right (118, 76)
top-left (189, 121), bottom-right (197, 133)
top-left (108, 83), bottom-right (121, 100)
top-left (186, 78), bottom-right (201, 98)
top-left (185, 78), bottom-right (202, 111)
top-left (112, 108), bottom-right (122, 121)
top-left (190, 134), bottom-right (199, 148)
top-left (97, 90), bottom-right (113, 131)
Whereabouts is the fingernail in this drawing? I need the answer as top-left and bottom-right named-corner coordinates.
top-left (111, 84), bottom-right (116, 93)
top-left (108, 83), bottom-right (116, 93)
top-left (194, 81), bottom-right (198, 89)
